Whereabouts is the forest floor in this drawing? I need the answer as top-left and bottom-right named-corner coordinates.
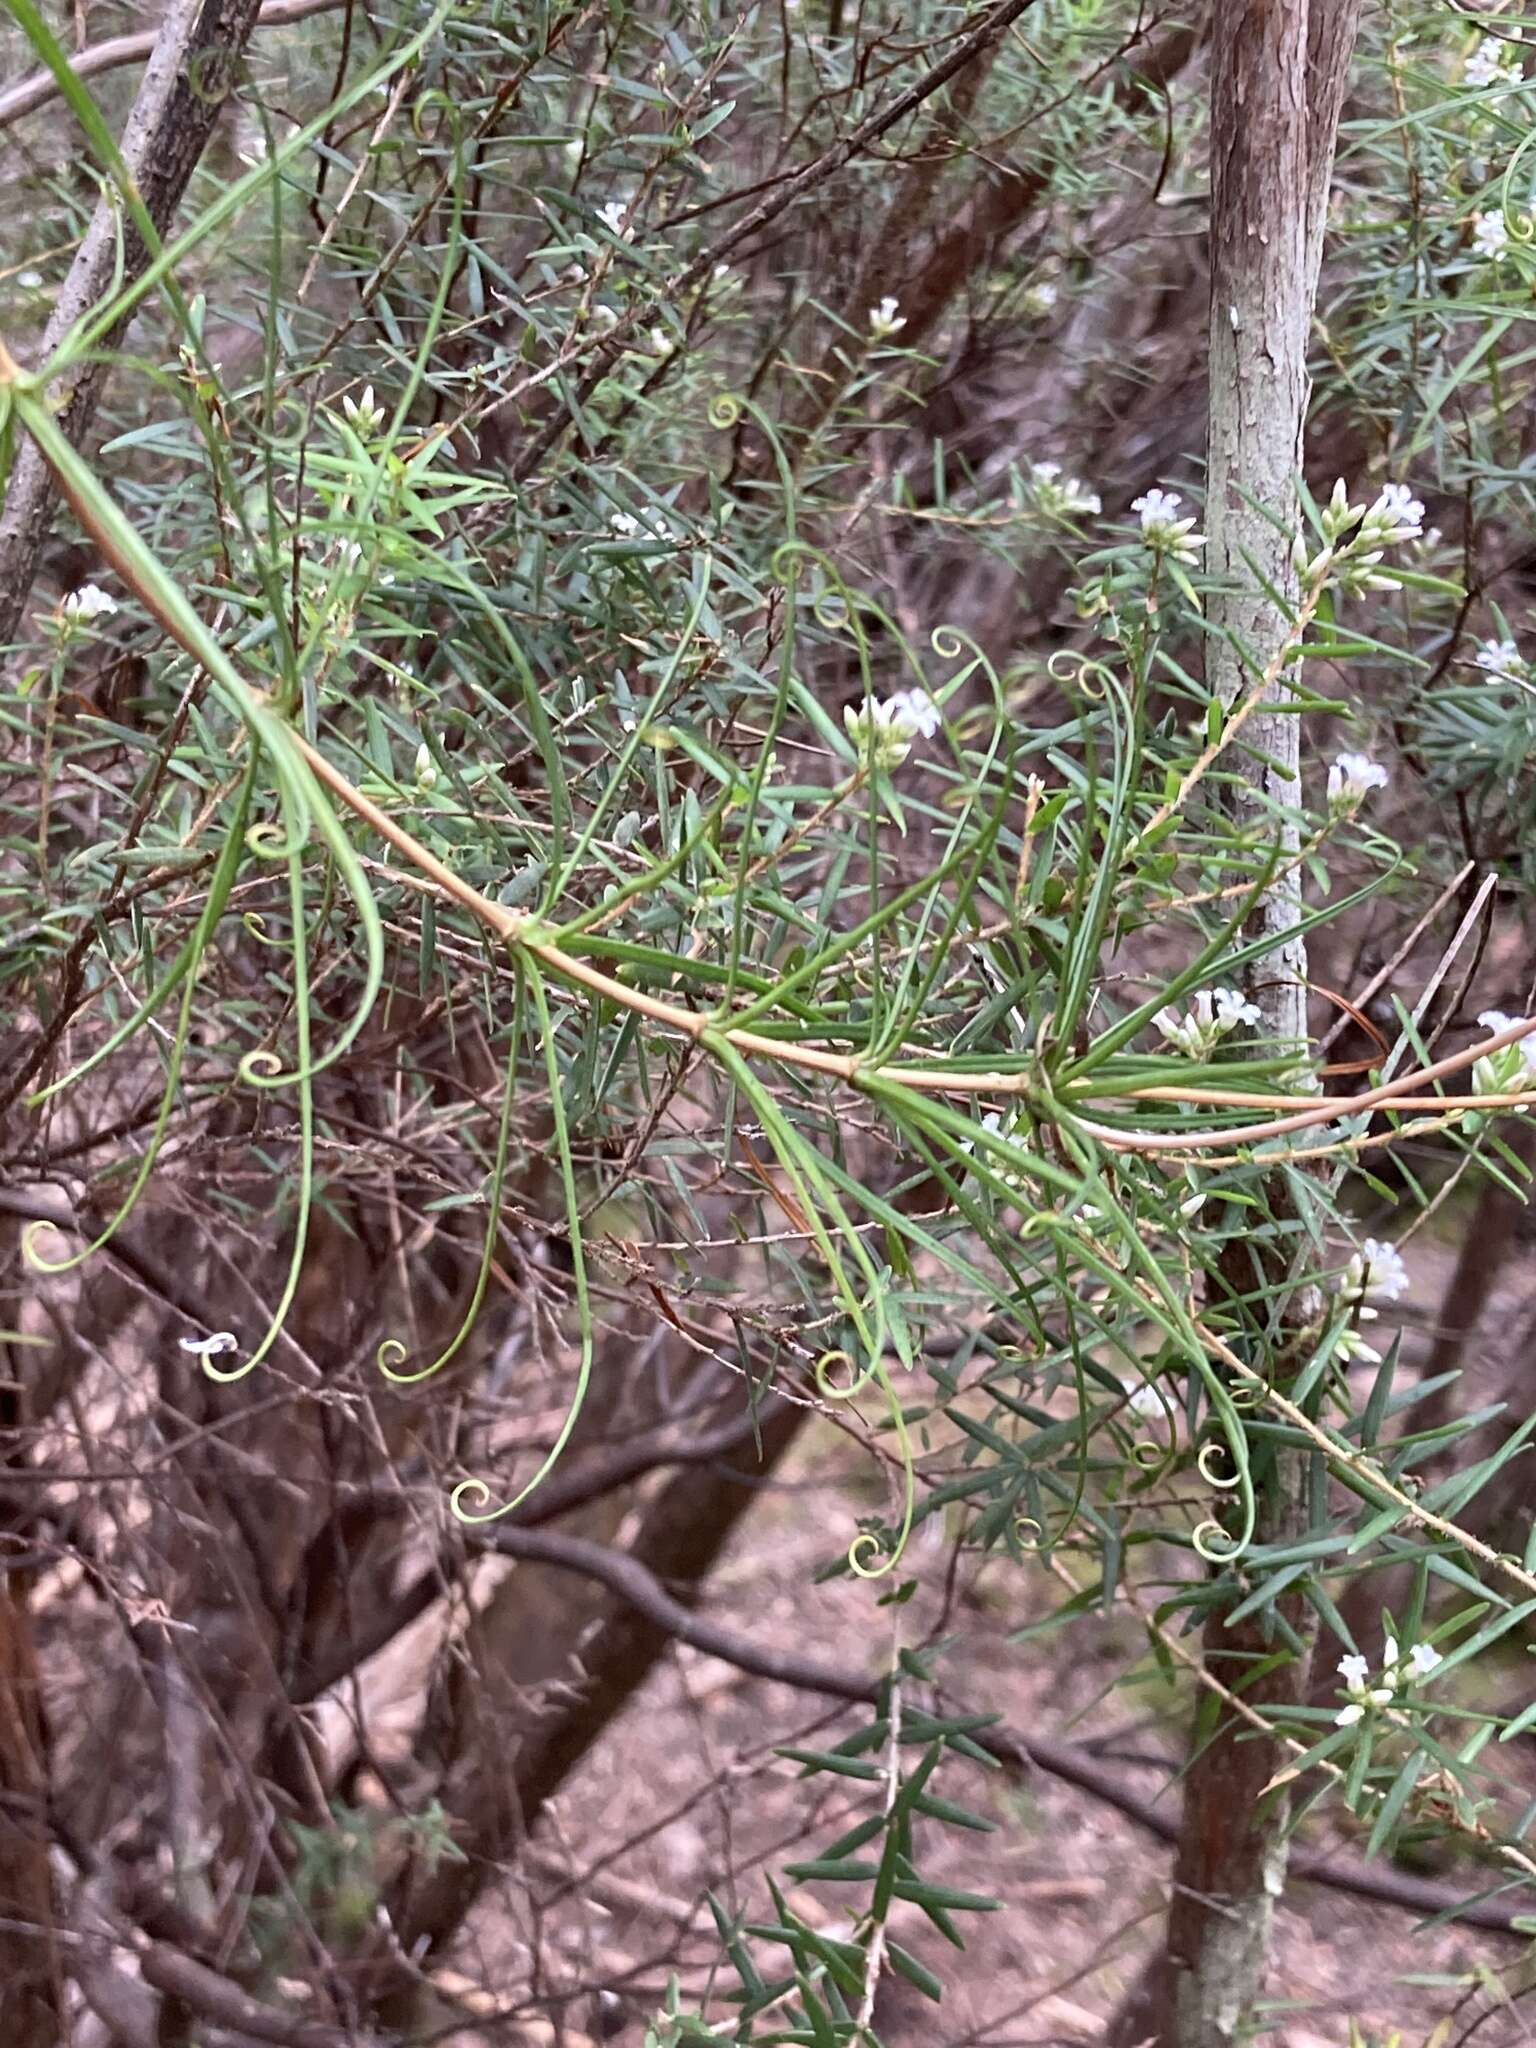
top-left (400, 1223), bottom-right (1536, 2048)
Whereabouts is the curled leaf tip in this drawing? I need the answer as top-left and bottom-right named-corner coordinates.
top-left (449, 1476), bottom-right (499, 1523)
top-left (178, 1331), bottom-right (238, 1358)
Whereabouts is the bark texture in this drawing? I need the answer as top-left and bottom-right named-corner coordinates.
top-left (1118, 8), bottom-right (1365, 2046)
top-left (0, 0), bottom-right (264, 650)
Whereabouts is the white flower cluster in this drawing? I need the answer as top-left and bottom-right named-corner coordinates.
top-left (1331, 1235), bottom-right (1408, 1360)
top-left (1473, 1009), bottom-right (1536, 1099)
top-left (610, 508), bottom-right (674, 542)
top-left (59, 583), bottom-right (119, 623)
top-left (1327, 750), bottom-right (1389, 812)
top-left (1338, 1235), bottom-right (1409, 1303)
top-left (1475, 636), bottom-right (1528, 685)
top-left (868, 295), bottom-right (906, 340)
top-left (1152, 985), bottom-right (1260, 1058)
top-left (1360, 481), bottom-right (1427, 547)
top-left (843, 686), bottom-right (940, 771)
top-left (341, 384), bottom-right (384, 435)
top-left (1472, 209), bottom-right (1513, 262)
top-left (1335, 1634), bottom-right (1443, 1727)
top-left (1022, 279), bottom-right (1058, 319)
top-left (598, 199), bottom-right (632, 239)
top-left (972, 1107), bottom-right (1032, 1196)
top-left (1464, 36), bottom-right (1524, 93)
top-left (1294, 479), bottom-right (1425, 596)
top-left (1029, 461), bottom-right (1100, 520)
top-left (1131, 487), bottom-right (1205, 565)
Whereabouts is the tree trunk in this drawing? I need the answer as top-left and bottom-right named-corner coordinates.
top-left (1115, 8), bottom-right (1364, 2046)
top-left (0, 0), bottom-right (264, 649)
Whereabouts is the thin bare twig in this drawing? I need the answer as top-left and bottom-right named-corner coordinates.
top-left (0, 0), bottom-right (343, 132)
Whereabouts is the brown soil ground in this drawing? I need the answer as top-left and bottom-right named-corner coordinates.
top-left (412, 1216), bottom-right (1536, 2048)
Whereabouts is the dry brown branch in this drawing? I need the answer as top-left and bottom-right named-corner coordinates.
top-left (0, 0), bottom-right (343, 133)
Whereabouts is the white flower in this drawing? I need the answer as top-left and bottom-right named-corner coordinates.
top-left (610, 511), bottom-right (641, 536)
top-left (1384, 1633), bottom-right (1399, 1670)
top-left (648, 326), bottom-right (676, 358)
top-left (844, 688), bottom-right (938, 771)
top-left (1319, 477), bottom-right (1364, 542)
top-left (1478, 1010), bottom-right (1536, 1064)
top-left (1131, 487), bottom-right (1206, 564)
top-left (1030, 461), bottom-right (1100, 519)
top-left (1465, 36), bottom-right (1522, 91)
top-left (341, 384), bottom-right (383, 434)
top-left (1022, 280), bottom-right (1058, 318)
top-left (1475, 636), bottom-right (1525, 683)
top-left (885, 686), bottom-right (940, 738)
top-left (1152, 986), bottom-right (1261, 1058)
top-left (1296, 493), bottom-right (1411, 594)
top-left (1473, 209), bottom-right (1511, 261)
top-left (1327, 751), bottom-right (1389, 810)
top-left (1361, 482), bottom-right (1426, 547)
top-left (1339, 1637), bottom-right (1401, 1711)
top-left (17, 269), bottom-right (43, 290)
top-left (60, 583), bottom-right (118, 622)
top-left (1472, 1010), bottom-right (1536, 1098)
top-left (1212, 987), bottom-right (1261, 1031)
top-left (1126, 1381), bottom-right (1164, 1420)
top-left (1338, 1237), bottom-right (1409, 1304)
top-left (179, 1332), bottom-right (238, 1358)
top-left (1407, 1642), bottom-right (1443, 1679)
top-left (844, 698), bottom-right (914, 771)
top-left (868, 295), bottom-right (906, 340)
top-left (970, 1107), bottom-right (1031, 1195)
top-left (598, 199), bottom-right (631, 238)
